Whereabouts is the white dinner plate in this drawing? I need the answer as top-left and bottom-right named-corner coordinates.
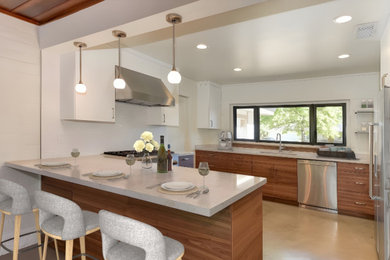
top-left (40, 162), bottom-right (69, 167)
top-left (92, 170), bottom-right (123, 177)
top-left (161, 182), bottom-right (195, 192)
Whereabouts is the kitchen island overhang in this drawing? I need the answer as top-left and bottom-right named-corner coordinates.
top-left (6, 155), bottom-right (266, 259)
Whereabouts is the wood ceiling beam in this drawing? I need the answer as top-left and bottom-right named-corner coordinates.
top-left (0, 0), bottom-right (28, 10)
top-left (0, 6), bottom-right (39, 24)
top-left (0, 0), bottom-right (103, 25)
top-left (33, 0), bottom-right (103, 25)
top-left (11, 0), bottom-right (67, 18)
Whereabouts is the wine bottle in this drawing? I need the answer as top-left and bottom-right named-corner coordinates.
top-left (157, 135), bottom-right (168, 173)
top-left (167, 144), bottom-right (172, 172)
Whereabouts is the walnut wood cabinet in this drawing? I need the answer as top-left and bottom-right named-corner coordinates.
top-left (337, 162), bottom-right (374, 218)
top-left (196, 150), bottom-right (373, 218)
top-left (252, 155), bottom-right (297, 202)
top-left (195, 150), bottom-right (297, 203)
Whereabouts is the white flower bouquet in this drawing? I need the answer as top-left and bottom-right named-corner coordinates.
top-left (133, 131), bottom-right (159, 153)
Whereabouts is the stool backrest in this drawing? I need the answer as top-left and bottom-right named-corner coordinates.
top-left (0, 179), bottom-right (31, 215)
top-left (34, 191), bottom-right (85, 240)
top-left (99, 210), bottom-right (166, 260)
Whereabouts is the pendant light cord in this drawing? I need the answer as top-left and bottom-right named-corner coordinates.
top-left (118, 36), bottom-right (121, 78)
top-left (172, 22), bottom-right (176, 70)
top-left (79, 45), bottom-right (82, 84)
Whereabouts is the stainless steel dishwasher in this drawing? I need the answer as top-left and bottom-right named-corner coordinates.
top-left (298, 160), bottom-right (337, 211)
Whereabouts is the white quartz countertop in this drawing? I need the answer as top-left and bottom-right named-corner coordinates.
top-left (5, 155), bottom-right (266, 217)
top-left (195, 145), bottom-right (369, 164)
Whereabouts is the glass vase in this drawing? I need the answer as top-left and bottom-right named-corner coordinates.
top-left (142, 152), bottom-right (152, 169)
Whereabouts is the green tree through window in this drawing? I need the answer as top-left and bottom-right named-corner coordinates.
top-left (316, 106), bottom-right (343, 143)
top-left (234, 103), bottom-right (346, 145)
top-left (260, 107), bottom-right (310, 142)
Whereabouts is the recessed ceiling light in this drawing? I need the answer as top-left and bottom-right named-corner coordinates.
top-left (196, 44), bottom-right (207, 49)
top-left (233, 68), bottom-right (242, 72)
top-left (338, 54), bottom-right (350, 59)
top-left (333, 15), bottom-right (352, 24)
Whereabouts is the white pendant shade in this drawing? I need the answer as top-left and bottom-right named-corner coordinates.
top-left (112, 30), bottom-right (127, 90)
top-left (167, 70), bottom-right (181, 84)
top-left (75, 83), bottom-right (87, 94)
top-left (113, 78), bottom-right (126, 89)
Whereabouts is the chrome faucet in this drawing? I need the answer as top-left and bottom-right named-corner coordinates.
top-left (276, 133), bottom-right (284, 152)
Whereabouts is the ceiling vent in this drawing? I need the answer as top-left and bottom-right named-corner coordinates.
top-left (355, 22), bottom-right (377, 39)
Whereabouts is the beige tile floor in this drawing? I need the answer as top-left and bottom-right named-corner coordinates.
top-left (264, 201), bottom-right (378, 260)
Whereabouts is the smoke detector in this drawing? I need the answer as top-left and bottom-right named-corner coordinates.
top-left (355, 22), bottom-right (377, 39)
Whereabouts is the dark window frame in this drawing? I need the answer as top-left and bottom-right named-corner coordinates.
top-left (233, 103), bottom-right (346, 146)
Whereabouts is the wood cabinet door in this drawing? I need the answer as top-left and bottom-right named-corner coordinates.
top-left (223, 153), bottom-right (252, 175)
top-left (252, 155), bottom-right (276, 198)
top-left (252, 155), bottom-right (297, 201)
top-left (272, 157), bottom-right (297, 201)
top-left (195, 150), bottom-right (226, 172)
top-left (337, 162), bottom-right (374, 217)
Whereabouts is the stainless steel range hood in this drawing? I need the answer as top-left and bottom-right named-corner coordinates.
top-left (115, 66), bottom-right (175, 107)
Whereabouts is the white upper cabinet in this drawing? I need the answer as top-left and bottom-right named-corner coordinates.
top-left (60, 49), bottom-right (116, 122)
top-left (147, 84), bottom-right (179, 126)
top-left (197, 81), bottom-right (221, 129)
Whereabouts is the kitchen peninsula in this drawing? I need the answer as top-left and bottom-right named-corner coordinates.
top-left (6, 155), bottom-right (266, 260)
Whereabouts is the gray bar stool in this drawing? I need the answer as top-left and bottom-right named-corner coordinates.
top-left (99, 210), bottom-right (184, 260)
top-left (34, 190), bottom-right (100, 260)
top-left (0, 179), bottom-right (48, 260)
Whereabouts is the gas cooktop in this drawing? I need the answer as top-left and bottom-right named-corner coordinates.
top-left (104, 150), bottom-right (158, 157)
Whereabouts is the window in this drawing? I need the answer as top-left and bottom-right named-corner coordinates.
top-left (315, 105), bottom-right (344, 144)
top-left (235, 107), bottom-right (254, 140)
top-left (233, 103), bottom-right (346, 145)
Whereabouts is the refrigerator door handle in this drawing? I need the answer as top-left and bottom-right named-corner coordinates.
top-left (369, 123), bottom-right (379, 200)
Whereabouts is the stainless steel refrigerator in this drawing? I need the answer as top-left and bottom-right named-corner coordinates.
top-left (370, 74), bottom-right (390, 260)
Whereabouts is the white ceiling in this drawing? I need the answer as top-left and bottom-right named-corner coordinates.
top-left (128, 0), bottom-right (389, 84)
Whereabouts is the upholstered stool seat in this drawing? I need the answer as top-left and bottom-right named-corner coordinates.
top-left (0, 179), bottom-right (47, 260)
top-left (34, 190), bottom-right (100, 260)
top-left (106, 242), bottom-right (145, 260)
top-left (99, 210), bottom-right (184, 260)
top-left (105, 236), bottom-right (184, 260)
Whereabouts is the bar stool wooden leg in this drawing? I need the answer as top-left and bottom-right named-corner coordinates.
top-left (13, 215), bottom-right (21, 260)
top-left (0, 213), bottom-right (5, 244)
top-left (42, 235), bottom-right (48, 260)
top-left (54, 239), bottom-right (60, 260)
top-left (33, 210), bottom-right (42, 260)
top-left (65, 240), bottom-right (74, 260)
top-left (80, 236), bottom-right (86, 260)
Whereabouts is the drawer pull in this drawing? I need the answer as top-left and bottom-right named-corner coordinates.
top-left (354, 182), bottom-right (365, 185)
top-left (354, 167), bottom-right (364, 170)
top-left (354, 202), bottom-right (366, 206)
top-left (181, 158), bottom-right (190, 161)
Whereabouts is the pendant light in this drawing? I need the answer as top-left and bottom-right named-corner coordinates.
top-left (74, 42), bottom-right (87, 94)
top-left (113, 30), bottom-right (127, 89)
top-left (166, 13), bottom-right (182, 84)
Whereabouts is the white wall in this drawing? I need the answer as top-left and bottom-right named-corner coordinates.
top-left (381, 16), bottom-right (390, 77)
top-left (0, 13), bottom-right (41, 254)
top-left (221, 73), bottom-right (379, 154)
top-left (41, 48), bottom-right (217, 158)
